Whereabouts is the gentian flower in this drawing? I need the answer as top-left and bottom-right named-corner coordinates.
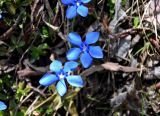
top-left (0, 14), bottom-right (2, 19)
top-left (0, 101), bottom-right (7, 110)
top-left (66, 32), bottom-right (103, 68)
top-left (61, 0), bottom-right (91, 19)
top-left (39, 60), bottom-right (83, 96)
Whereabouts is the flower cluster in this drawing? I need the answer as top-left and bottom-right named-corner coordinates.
top-left (0, 0), bottom-right (103, 111)
top-left (39, 31), bottom-right (103, 96)
top-left (39, 0), bottom-right (103, 97)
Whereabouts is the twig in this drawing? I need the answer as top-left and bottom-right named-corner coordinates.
top-left (81, 62), bottom-right (144, 78)
top-left (0, 65), bottom-right (16, 75)
top-left (31, 0), bottom-right (40, 23)
top-left (58, 31), bottom-right (66, 41)
top-left (43, 0), bottom-right (54, 18)
top-left (53, 2), bottom-right (60, 24)
top-left (113, 27), bottom-right (152, 39)
top-left (0, 13), bottom-right (22, 40)
top-left (29, 85), bottom-right (46, 97)
top-left (28, 93), bottom-right (55, 114)
top-left (23, 59), bottom-right (48, 73)
top-left (25, 95), bottom-right (40, 115)
top-left (42, 13), bottom-right (59, 31)
top-left (14, 85), bottom-right (45, 116)
top-left (17, 68), bottom-right (44, 77)
top-left (80, 65), bottom-right (104, 78)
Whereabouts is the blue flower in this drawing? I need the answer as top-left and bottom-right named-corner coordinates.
top-left (66, 32), bottom-right (103, 68)
top-left (0, 101), bottom-right (7, 110)
top-left (61, 0), bottom-right (91, 19)
top-left (39, 60), bottom-right (84, 96)
top-left (0, 14), bottom-right (2, 19)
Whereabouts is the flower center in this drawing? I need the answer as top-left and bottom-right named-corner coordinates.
top-left (58, 73), bottom-right (65, 79)
top-left (74, 0), bottom-right (81, 6)
top-left (81, 43), bottom-right (88, 52)
top-left (76, 2), bottom-right (80, 6)
top-left (57, 70), bottom-right (66, 80)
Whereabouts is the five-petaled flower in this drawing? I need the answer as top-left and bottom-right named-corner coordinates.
top-left (0, 101), bottom-right (7, 110)
top-left (66, 32), bottom-right (103, 68)
top-left (39, 60), bottom-right (84, 96)
top-left (61, 0), bottom-right (91, 19)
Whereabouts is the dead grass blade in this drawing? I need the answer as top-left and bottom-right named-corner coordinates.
top-left (101, 62), bottom-right (141, 72)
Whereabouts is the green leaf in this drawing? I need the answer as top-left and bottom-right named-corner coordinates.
top-left (133, 17), bottom-right (140, 27)
top-left (31, 43), bottom-right (49, 61)
top-left (9, 36), bottom-right (25, 52)
top-left (41, 26), bottom-right (49, 38)
top-left (122, 0), bottom-right (127, 6)
top-left (111, 0), bottom-right (116, 3)
top-left (38, 43), bottom-right (49, 49)
top-left (31, 47), bottom-right (42, 60)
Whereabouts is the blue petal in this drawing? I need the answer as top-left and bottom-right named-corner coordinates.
top-left (85, 32), bottom-right (99, 45)
top-left (66, 75), bottom-right (84, 87)
top-left (81, 0), bottom-right (91, 3)
top-left (89, 46), bottom-right (103, 58)
top-left (80, 52), bottom-right (93, 68)
top-left (66, 47), bottom-right (82, 60)
top-left (68, 32), bottom-right (82, 46)
top-left (64, 61), bottom-right (79, 72)
top-left (39, 73), bottom-right (59, 86)
top-left (0, 101), bottom-right (7, 110)
top-left (0, 14), bottom-right (2, 19)
top-left (66, 5), bottom-right (77, 19)
top-left (50, 60), bottom-right (62, 73)
top-left (56, 79), bottom-right (67, 96)
top-left (77, 5), bottom-right (88, 17)
top-left (61, 0), bottom-right (74, 5)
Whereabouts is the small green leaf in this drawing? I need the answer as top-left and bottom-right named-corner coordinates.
top-left (31, 43), bottom-right (49, 61)
top-left (133, 17), bottom-right (140, 27)
top-left (38, 43), bottom-right (49, 49)
top-left (41, 26), bottom-right (49, 38)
